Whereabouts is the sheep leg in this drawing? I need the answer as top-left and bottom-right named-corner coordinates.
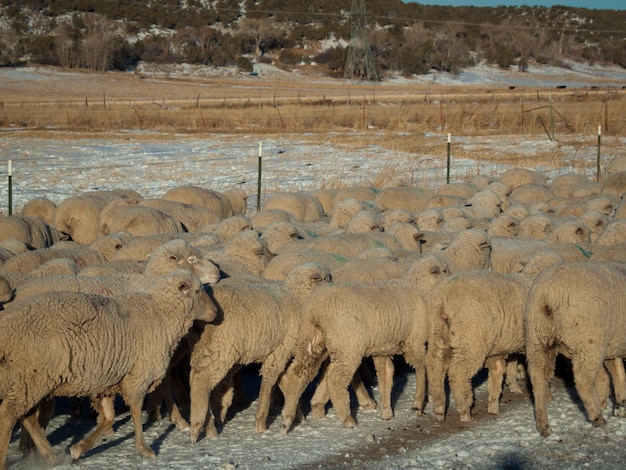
top-left (279, 354), bottom-right (328, 434)
top-left (326, 357), bottom-right (360, 428)
top-left (425, 344), bottom-right (451, 421)
top-left (70, 396), bottom-right (116, 460)
top-left (159, 375), bottom-right (190, 431)
top-left (146, 386), bottom-right (164, 423)
top-left (604, 358), bottom-right (626, 417)
top-left (310, 360), bottom-right (331, 418)
top-left (352, 362), bottom-right (378, 411)
top-left (447, 348), bottom-right (484, 422)
top-left (526, 345), bottom-right (556, 437)
top-left (19, 410), bottom-right (58, 465)
top-left (18, 397), bottom-right (55, 456)
top-left (256, 349), bottom-right (292, 433)
top-left (486, 355), bottom-right (506, 415)
top-left (311, 361), bottom-right (377, 419)
top-left (189, 360), bottom-right (234, 442)
top-left (571, 355), bottom-right (607, 428)
top-left (403, 345), bottom-right (427, 416)
top-left (505, 355), bottom-right (524, 394)
top-left (372, 356), bottom-right (394, 420)
top-left (127, 396), bottom-right (156, 459)
top-left (596, 363), bottom-right (611, 411)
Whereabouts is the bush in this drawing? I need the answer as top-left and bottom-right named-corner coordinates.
top-left (235, 56), bottom-right (253, 72)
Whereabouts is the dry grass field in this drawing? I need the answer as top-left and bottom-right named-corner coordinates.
top-left (1, 64), bottom-right (625, 190)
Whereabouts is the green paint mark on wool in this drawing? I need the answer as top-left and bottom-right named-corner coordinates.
top-left (330, 253), bottom-right (349, 263)
top-left (575, 244), bottom-right (593, 259)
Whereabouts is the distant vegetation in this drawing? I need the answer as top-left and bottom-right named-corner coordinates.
top-left (0, 0), bottom-right (624, 78)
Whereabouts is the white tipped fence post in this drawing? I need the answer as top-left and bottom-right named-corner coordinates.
top-left (257, 141), bottom-right (263, 212)
top-left (7, 160), bottom-right (12, 216)
top-left (446, 133), bottom-right (451, 184)
top-left (597, 125), bottom-right (602, 182)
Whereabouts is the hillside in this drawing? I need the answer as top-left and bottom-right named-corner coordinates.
top-left (0, 0), bottom-right (625, 79)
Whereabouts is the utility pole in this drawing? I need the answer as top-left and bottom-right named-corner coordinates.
top-left (344, 0), bottom-right (378, 82)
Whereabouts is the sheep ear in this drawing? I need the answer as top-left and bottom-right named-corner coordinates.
top-left (169, 253), bottom-right (181, 262)
top-left (187, 255), bottom-right (198, 264)
top-left (178, 281), bottom-right (191, 295)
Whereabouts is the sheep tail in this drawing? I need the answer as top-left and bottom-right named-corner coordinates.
top-left (525, 284), bottom-right (558, 351)
top-left (427, 293), bottom-right (450, 350)
top-left (306, 327), bottom-right (325, 358)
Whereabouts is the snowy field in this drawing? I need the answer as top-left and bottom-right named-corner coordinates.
top-left (2, 61), bottom-right (626, 469)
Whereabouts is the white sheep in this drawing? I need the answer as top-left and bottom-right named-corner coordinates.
top-left (0, 215), bottom-right (67, 249)
top-left (162, 186), bottom-right (248, 218)
top-left (279, 254), bottom-right (451, 433)
top-left (138, 198), bottom-right (222, 231)
top-left (600, 170), bottom-right (626, 198)
top-left (525, 261), bottom-right (626, 437)
top-left (597, 219), bottom-right (626, 245)
top-left (202, 230), bottom-right (270, 277)
top-left (374, 186), bottom-right (432, 213)
top-left (19, 197), bottom-right (57, 226)
top-left (53, 193), bottom-right (132, 244)
top-left (250, 208), bottom-right (298, 231)
top-left (426, 269), bottom-right (536, 422)
top-left (261, 191), bottom-right (325, 222)
top-left (187, 262), bottom-right (332, 442)
top-left (13, 238), bottom-right (221, 302)
top-left (259, 222), bottom-right (304, 254)
top-left (262, 248), bottom-right (348, 281)
top-left (432, 228), bottom-right (492, 273)
top-left (0, 270), bottom-right (216, 468)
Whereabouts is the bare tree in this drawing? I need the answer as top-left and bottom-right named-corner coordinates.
top-left (238, 18), bottom-right (276, 60)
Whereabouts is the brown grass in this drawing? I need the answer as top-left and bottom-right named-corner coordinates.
top-left (1, 67), bottom-right (624, 189)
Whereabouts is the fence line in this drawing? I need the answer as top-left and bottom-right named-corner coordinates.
top-left (1, 132), bottom-right (623, 217)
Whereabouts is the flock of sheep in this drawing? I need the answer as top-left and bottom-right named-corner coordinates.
top-left (0, 166), bottom-right (625, 469)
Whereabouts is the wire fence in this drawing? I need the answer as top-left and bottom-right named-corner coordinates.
top-left (1, 131), bottom-right (624, 217)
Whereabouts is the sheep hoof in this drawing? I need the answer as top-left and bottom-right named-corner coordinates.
top-left (591, 416), bottom-right (607, 427)
top-left (138, 446), bottom-right (156, 459)
top-left (539, 425), bottom-right (552, 437)
top-left (614, 404), bottom-right (626, 418)
top-left (507, 383), bottom-right (523, 394)
top-left (360, 399), bottom-right (377, 411)
top-left (172, 417), bottom-right (190, 431)
top-left (69, 443), bottom-right (85, 460)
top-left (412, 405), bottom-right (423, 417)
top-left (189, 425), bottom-right (201, 444)
top-left (147, 409), bottom-right (162, 422)
top-left (311, 405), bottom-right (327, 419)
top-left (254, 422), bottom-right (267, 434)
top-left (459, 411), bottom-right (471, 423)
top-left (380, 408), bottom-right (394, 420)
top-left (434, 412), bottom-right (445, 422)
top-left (343, 416), bottom-right (356, 428)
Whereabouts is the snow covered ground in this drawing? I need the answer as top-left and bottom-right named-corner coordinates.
top-left (6, 368), bottom-right (626, 470)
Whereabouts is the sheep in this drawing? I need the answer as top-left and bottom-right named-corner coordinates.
top-left (597, 219), bottom-right (626, 245)
top-left (330, 252), bottom-right (416, 283)
top-left (261, 192), bottom-right (325, 222)
top-left (381, 208), bottom-right (414, 227)
top-left (546, 217), bottom-right (592, 244)
top-left (259, 222), bottom-right (303, 254)
top-left (53, 193), bottom-right (131, 244)
top-left (274, 223), bottom-right (422, 257)
top-left (432, 228), bottom-right (492, 273)
top-left (202, 230), bottom-right (270, 278)
top-left (0, 270), bottom-right (216, 468)
top-left (102, 205), bottom-right (186, 238)
top-left (0, 215), bottom-right (67, 249)
top-left (509, 183), bottom-right (553, 206)
top-left (578, 210), bottom-right (609, 242)
top-left (374, 186), bottom-right (432, 213)
top-left (0, 232), bottom-right (129, 277)
top-left (262, 249), bottom-right (347, 281)
top-left (554, 194), bottom-right (618, 217)
top-left (436, 182), bottom-right (477, 200)
top-left (464, 188), bottom-right (505, 219)
top-left (19, 197), bottom-right (57, 226)
top-left (524, 261), bottom-right (626, 437)
top-left (328, 198), bottom-right (380, 230)
top-left (500, 168), bottom-right (546, 191)
top-left (415, 208), bottom-right (444, 232)
top-left (425, 269), bottom-right (535, 422)
top-left (13, 238), bottom-right (221, 302)
top-left (188, 262), bottom-right (332, 442)
top-left (138, 198), bottom-right (222, 231)
top-left (250, 208), bottom-right (298, 231)
top-left (517, 213), bottom-right (554, 240)
top-left (278, 254), bottom-right (451, 433)
top-left (110, 233), bottom-right (194, 261)
top-left (162, 186), bottom-right (248, 218)
top-left (600, 170), bottom-right (626, 197)
top-left (198, 215), bottom-right (252, 243)
top-left (486, 214), bottom-right (519, 238)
